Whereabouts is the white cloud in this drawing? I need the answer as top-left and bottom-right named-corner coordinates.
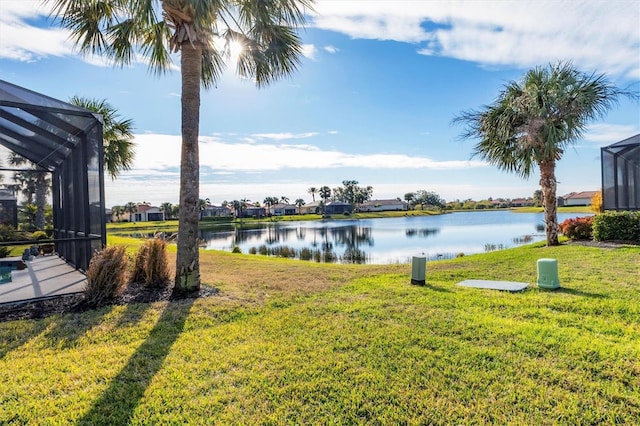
top-left (311, 0), bottom-right (640, 79)
top-left (301, 44), bottom-right (317, 60)
top-left (583, 123), bottom-right (640, 146)
top-left (251, 132), bottom-right (320, 141)
top-left (129, 133), bottom-right (487, 173)
top-left (0, 1), bottom-right (70, 61)
top-left (7, 1), bottom-right (636, 78)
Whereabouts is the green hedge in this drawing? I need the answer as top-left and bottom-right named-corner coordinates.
top-left (592, 211), bottom-right (640, 242)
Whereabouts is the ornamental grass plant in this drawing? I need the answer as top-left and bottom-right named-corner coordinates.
top-left (84, 245), bottom-right (129, 306)
top-left (132, 239), bottom-right (171, 288)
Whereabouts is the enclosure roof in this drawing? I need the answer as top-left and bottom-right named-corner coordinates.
top-left (603, 133), bottom-right (640, 172)
top-left (605, 133), bottom-right (640, 148)
top-left (0, 79), bottom-right (102, 171)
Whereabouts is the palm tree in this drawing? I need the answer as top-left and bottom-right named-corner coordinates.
top-left (319, 186), bottom-right (331, 215)
top-left (280, 196), bottom-right (290, 204)
top-left (161, 202), bottom-right (174, 220)
top-left (48, 0), bottom-right (313, 295)
top-left (69, 96), bottom-right (135, 180)
top-left (9, 153), bottom-right (50, 230)
top-left (198, 197), bottom-right (210, 219)
top-left (307, 187), bottom-right (317, 202)
top-left (124, 202), bottom-right (138, 222)
top-left (112, 205), bottom-right (125, 222)
top-left (454, 62), bottom-right (636, 245)
top-left (263, 196), bottom-right (278, 216)
top-left (295, 198), bottom-right (305, 214)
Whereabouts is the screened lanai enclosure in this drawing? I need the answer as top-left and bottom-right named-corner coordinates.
top-left (0, 79), bottom-right (105, 271)
top-left (601, 134), bottom-right (640, 211)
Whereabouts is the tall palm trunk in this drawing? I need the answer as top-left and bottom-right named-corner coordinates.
top-left (34, 173), bottom-right (47, 229)
top-left (174, 40), bottom-right (202, 294)
top-left (539, 159), bottom-right (559, 246)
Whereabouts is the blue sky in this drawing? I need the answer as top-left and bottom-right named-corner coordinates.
top-left (1, 0), bottom-right (639, 208)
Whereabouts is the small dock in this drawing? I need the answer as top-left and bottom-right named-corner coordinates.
top-left (0, 255), bottom-right (86, 305)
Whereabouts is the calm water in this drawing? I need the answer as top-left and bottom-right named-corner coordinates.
top-left (202, 210), bottom-right (588, 264)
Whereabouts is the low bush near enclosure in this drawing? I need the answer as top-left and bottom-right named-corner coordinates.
top-left (593, 211), bottom-right (640, 241)
top-left (559, 216), bottom-right (593, 240)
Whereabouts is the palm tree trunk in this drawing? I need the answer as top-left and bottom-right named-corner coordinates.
top-left (35, 173), bottom-right (46, 229)
top-left (539, 159), bottom-right (559, 246)
top-left (174, 40), bottom-right (202, 295)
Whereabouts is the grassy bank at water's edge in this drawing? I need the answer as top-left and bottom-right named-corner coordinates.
top-left (1, 241), bottom-right (638, 424)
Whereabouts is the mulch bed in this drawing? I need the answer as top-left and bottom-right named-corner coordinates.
top-left (0, 281), bottom-right (219, 323)
top-left (567, 239), bottom-right (640, 249)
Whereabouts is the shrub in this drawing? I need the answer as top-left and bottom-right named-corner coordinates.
top-left (31, 230), bottom-right (48, 240)
top-left (85, 245), bottom-right (129, 306)
top-left (299, 247), bottom-right (313, 261)
top-left (132, 239), bottom-right (171, 288)
top-left (131, 242), bottom-right (149, 283)
top-left (558, 216), bottom-right (594, 240)
top-left (593, 211), bottom-right (640, 242)
top-left (0, 246), bottom-right (10, 258)
top-left (231, 246), bottom-right (242, 254)
top-left (248, 247), bottom-right (257, 254)
top-left (590, 191), bottom-right (603, 213)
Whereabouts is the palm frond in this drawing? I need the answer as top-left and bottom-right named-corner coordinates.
top-left (69, 96), bottom-right (136, 180)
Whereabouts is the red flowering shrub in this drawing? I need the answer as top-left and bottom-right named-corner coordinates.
top-left (559, 216), bottom-right (594, 240)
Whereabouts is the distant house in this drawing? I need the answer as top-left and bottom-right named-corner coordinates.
top-left (300, 201), bottom-right (322, 215)
top-left (201, 204), bottom-right (232, 218)
top-left (131, 204), bottom-right (165, 222)
top-left (238, 206), bottom-right (266, 218)
top-left (562, 191), bottom-right (598, 206)
top-left (269, 203), bottom-right (297, 216)
top-left (510, 198), bottom-right (529, 207)
top-left (358, 199), bottom-right (408, 212)
top-left (325, 201), bottom-right (352, 215)
top-left (0, 187), bottom-right (18, 227)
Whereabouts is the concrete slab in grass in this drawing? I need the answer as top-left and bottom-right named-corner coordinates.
top-left (456, 279), bottom-right (529, 292)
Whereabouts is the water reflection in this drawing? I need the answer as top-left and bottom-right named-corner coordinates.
top-left (201, 212), bottom-right (589, 264)
top-left (118, 211), bottom-right (589, 264)
top-left (201, 223), bottom-right (378, 264)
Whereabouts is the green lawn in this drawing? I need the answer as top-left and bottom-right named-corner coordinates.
top-left (1, 242), bottom-right (639, 424)
top-left (512, 206), bottom-right (594, 214)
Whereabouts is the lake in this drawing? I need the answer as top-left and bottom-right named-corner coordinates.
top-left (202, 210), bottom-right (589, 264)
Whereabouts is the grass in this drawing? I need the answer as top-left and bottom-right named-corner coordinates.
top-left (512, 206), bottom-right (594, 214)
top-left (1, 241), bottom-right (639, 424)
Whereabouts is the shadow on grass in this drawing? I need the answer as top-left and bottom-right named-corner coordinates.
top-left (43, 305), bottom-right (116, 350)
top-left (423, 283), bottom-right (453, 293)
top-left (0, 319), bottom-right (49, 360)
top-left (553, 287), bottom-right (608, 299)
top-left (78, 298), bottom-right (195, 425)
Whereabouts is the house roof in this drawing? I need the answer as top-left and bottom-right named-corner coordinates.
top-left (564, 191), bottom-right (598, 199)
